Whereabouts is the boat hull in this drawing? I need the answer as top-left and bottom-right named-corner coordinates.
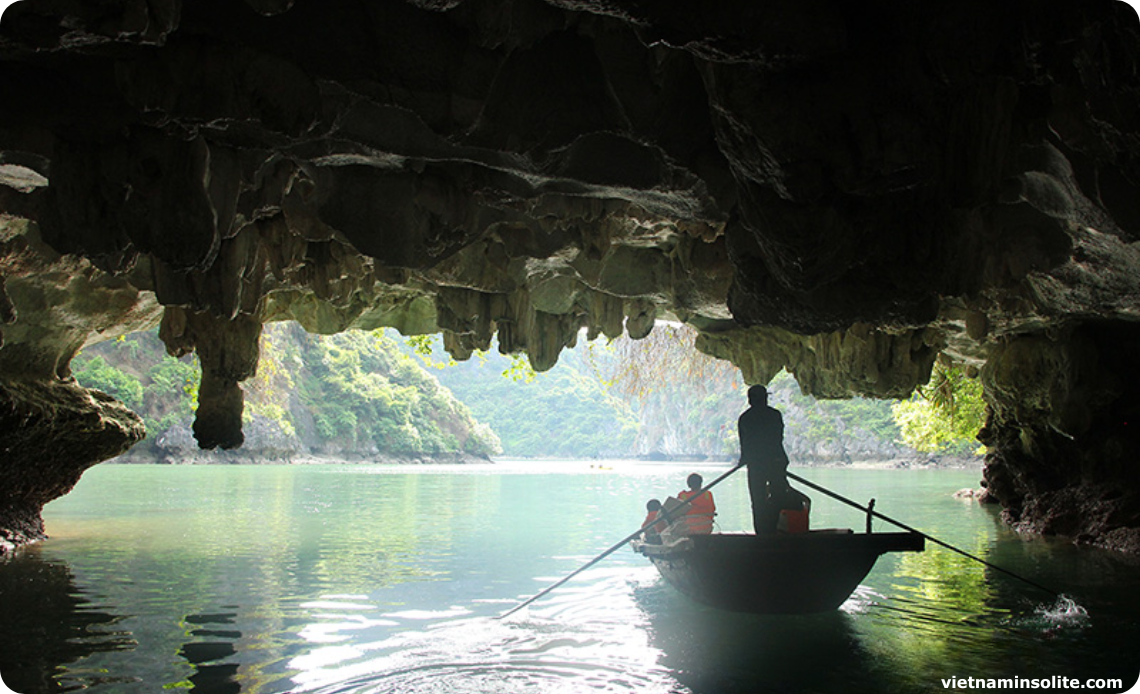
top-left (633, 531), bottom-right (924, 614)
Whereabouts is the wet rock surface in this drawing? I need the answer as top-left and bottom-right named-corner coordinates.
top-left (0, 0), bottom-right (1138, 551)
top-left (0, 376), bottom-right (145, 552)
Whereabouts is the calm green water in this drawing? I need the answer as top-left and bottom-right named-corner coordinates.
top-left (1, 462), bottom-right (1138, 694)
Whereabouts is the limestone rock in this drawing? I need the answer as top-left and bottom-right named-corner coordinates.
top-left (980, 323), bottom-right (1140, 552)
top-left (0, 376), bottom-right (145, 552)
top-left (160, 308), bottom-right (263, 450)
top-left (148, 418), bottom-right (302, 464)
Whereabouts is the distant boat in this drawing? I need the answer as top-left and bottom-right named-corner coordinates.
top-left (631, 530), bottom-right (924, 614)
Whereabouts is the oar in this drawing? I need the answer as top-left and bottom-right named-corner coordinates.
top-left (496, 463), bottom-right (745, 619)
top-left (785, 470), bottom-right (1060, 598)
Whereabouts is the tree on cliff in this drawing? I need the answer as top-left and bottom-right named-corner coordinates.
top-left (891, 364), bottom-right (986, 456)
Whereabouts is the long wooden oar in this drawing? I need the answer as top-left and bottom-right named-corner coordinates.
top-left (496, 463), bottom-right (745, 619)
top-left (786, 470), bottom-right (1060, 598)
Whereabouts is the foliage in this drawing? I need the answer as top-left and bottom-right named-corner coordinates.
top-left (406, 334), bottom-right (455, 370)
top-left (403, 333), bottom-right (637, 457)
top-left (891, 364), bottom-right (987, 455)
top-left (773, 371), bottom-right (901, 452)
top-left (72, 325), bottom-right (501, 458)
top-left (72, 355), bottom-right (144, 409)
top-left (410, 333), bottom-right (537, 383)
top-left (408, 323), bottom-right (958, 461)
top-left (500, 353), bottom-right (538, 383)
top-left (242, 325), bottom-right (297, 437)
top-left (139, 355), bottom-right (200, 438)
top-left (73, 332), bottom-right (201, 448)
top-left (579, 323), bottom-right (745, 456)
top-left (279, 326), bottom-right (502, 456)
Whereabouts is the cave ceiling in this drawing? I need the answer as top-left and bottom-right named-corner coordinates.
top-left (1, 0), bottom-right (1140, 550)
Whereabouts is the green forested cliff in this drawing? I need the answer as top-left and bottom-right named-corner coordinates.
top-left (73, 324), bottom-right (501, 462)
top-left (279, 326), bottom-right (501, 458)
top-left (73, 323), bottom-right (980, 464)
top-left (71, 335), bottom-right (200, 450)
top-left (404, 340), bottom-right (640, 458)
top-left (416, 341), bottom-right (742, 459)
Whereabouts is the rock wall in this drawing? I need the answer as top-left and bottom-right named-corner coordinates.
top-left (981, 323), bottom-right (1140, 552)
top-left (1, 0), bottom-right (1139, 552)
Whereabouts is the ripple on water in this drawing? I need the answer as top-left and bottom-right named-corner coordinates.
top-left (291, 567), bottom-right (678, 694)
top-left (294, 615), bottom-right (678, 694)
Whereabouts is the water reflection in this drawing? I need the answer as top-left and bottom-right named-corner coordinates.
top-left (635, 579), bottom-right (885, 694)
top-left (0, 548), bottom-right (135, 693)
top-left (176, 612), bottom-right (242, 693)
top-left (294, 566), bottom-right (673, 694)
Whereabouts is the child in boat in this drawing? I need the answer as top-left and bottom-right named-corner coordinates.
top-left (642, 499), bottom-right (667, 542)
top-left (677, 473), bottom-right (716, 534)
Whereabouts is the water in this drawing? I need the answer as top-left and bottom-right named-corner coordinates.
top-left (1, 462), bottom-right (1138, 693)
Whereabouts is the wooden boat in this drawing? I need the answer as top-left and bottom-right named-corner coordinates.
top-left (631, 530), bottom-right (924, 614)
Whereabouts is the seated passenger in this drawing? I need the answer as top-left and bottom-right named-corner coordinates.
top-left (677, 473), bottom-right (716, 534)
top-left (642, 499), bottom-right (667, 542)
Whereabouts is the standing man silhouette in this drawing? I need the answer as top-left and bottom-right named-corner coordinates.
top-left (737, 384), bottom-right (790, 534)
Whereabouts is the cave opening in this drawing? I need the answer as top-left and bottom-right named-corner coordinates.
top-left (3, 0), bottom-right (1140, 688)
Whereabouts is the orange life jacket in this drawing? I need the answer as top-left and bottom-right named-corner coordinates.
top-left (643, 511), bottom-right (666, 534)
top-left (778, 500), bottom-right (811, 534)
top-left (678, 489), bottom-right (716, 534)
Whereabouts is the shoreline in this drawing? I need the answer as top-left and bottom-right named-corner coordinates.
top-left (110, 451), bottom-right (984, 470)
top-left (116, 450), bottom-right (495, 466)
